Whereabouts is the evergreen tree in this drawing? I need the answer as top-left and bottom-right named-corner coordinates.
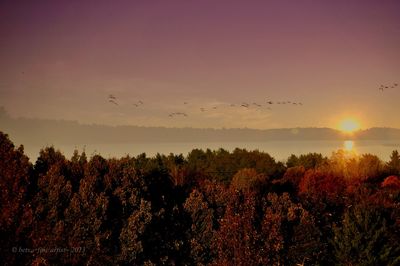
top-left (332, 204), bottom-right (400, 266)
top-left (387, 150), bottom-right (400, 175)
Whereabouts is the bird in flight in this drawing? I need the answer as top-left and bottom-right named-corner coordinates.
top-left (378, 83), bottom-right (398, 91)
top-left (169, 112), bottom-right (188, 117)
top-left (108, 94), bottom-right (118, 105)
top-left (109, 99), bottom-right (118, 105)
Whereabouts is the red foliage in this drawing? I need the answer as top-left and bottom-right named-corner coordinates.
top-left (212, 190), bottom-right (264, 266)
top-left (382, 175), bottom-right (400, 190)
top-left (299, 170), bottom-right (346, 205)
top-left (275, 166), bottom-right (306, 191)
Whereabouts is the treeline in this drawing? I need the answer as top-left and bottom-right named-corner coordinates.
top-left (1, 131), bottom-right (400, 265)
top-left (3, 107), bottom-right (400, 147)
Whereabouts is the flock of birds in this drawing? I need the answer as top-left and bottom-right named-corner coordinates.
top-left (107, 94), bottom-right (304, 118)
top-left (378, 82), bottom-right (398, 91)
top-left (108, 94), bottom-right (144, 108)
top-left (227, 100), bottom-right (304, 110)
top-left (106, 81), bottom-right (398, 119)
top-left (169, 112), bottom-right (188, 117)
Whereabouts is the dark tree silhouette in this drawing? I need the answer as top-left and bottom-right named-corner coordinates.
top-left (0, 132), bottom-right (33, 265)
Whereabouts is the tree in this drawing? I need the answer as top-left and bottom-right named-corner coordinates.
top-left (382, 175), bottom-right (400, 191)
top-left (387, 150), bottom-right (400, 176)
top-left (299, 169), bottom-right (346, 208)
top-left (69, 149), bottom-right (87, 191)
top-left (183, 189), bottom-right (214, 265)
top-left (332, 204), bottom-right (400, 265)
top-left (0, 132), bottom-right (33, 265)
top-left (62, 154), bottom-right (113, 265)
top-left (275, 166), bottom-right (306, 195)
top-left (30, 163), bottom-right (73, 258)
top-left (119, 199), bottom-right (152, 264)
top-left (212, 191), bottom-right (322, 265)
top-left (212, 190), bottom-right (263, 266)
top-left (262, 193), bottom-right (323, 265)
top-left (287, 153), bottom-right (327, 170)
top-left (128, 155), bottom-right (190, 265)
top-left (358, 154), bottom-right (384, 182)
top-left (230, 168), bottom-right (268, 192)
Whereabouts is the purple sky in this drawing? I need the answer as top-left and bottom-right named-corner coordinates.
top-left (1, 0), bottom-right (400, 129)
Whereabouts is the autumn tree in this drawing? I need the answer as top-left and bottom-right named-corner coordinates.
top-left (382, 175), bottom-right (400, 191)
top-left (299, 169), bottom-right (346, 210)
top-left (298, 169), bottom-right (347, 263)
top-left (119, 199), bottom-right (152, 265)
top-left (183, 189), bottom-right (215, 265)
top-left (63, 154), bottom-right (113, 265)
top-left (0, 132), bottom-right (33, 265)
top-left (123, 154), bottom-right (190, 265)
top-left (274, 166), bottom-right (306, 195)
top-left (213, 191), bottom-right (322, 265)
top-left (68, 149), bottom-right (87, 191)
top-left (358, 153), bottom-right (384, 182)
top-left (230, 168), bottom-right (268, 193)
top-left (261, 193), bottom-right (323, 265)
top-left (30, 161), bottom-right (73, 264)
top-left (212, 190), bottom-right (263, 266)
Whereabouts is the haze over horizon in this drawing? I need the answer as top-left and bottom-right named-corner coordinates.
top-left (1, 106), bottom-right (400, 132)
top-left (1, 1), bottom-right (400, 130)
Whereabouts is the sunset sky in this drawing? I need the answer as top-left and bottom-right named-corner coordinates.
top-left (1, 1), bottom-right (400, 129)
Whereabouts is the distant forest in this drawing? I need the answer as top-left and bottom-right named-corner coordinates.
top-left (2, 107), bottom-right (400, 146)
top-left (1, 130), bottom-right (400, 265)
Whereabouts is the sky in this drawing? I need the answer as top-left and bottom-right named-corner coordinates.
top-left (1, 0), bottom-right (400, 130)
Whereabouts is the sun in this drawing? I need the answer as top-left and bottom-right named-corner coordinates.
top-left (339, 119), bottom-right (360, 133)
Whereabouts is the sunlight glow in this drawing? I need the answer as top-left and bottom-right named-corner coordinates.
top-left (344, 140), bottom-right (354, 151)
top-left (339, 119), bottom-right (360, 133)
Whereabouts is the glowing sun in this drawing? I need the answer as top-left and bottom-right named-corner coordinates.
top-left (339, 119), bottom-right (360, 133)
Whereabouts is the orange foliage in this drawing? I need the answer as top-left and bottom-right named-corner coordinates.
top-left (299, 169), bottom-right (346, 204)
top-left (382, 175), bottom-right (400, 190)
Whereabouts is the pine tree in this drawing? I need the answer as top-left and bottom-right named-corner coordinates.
top-left (332, 204), bottom-right (400, 266)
